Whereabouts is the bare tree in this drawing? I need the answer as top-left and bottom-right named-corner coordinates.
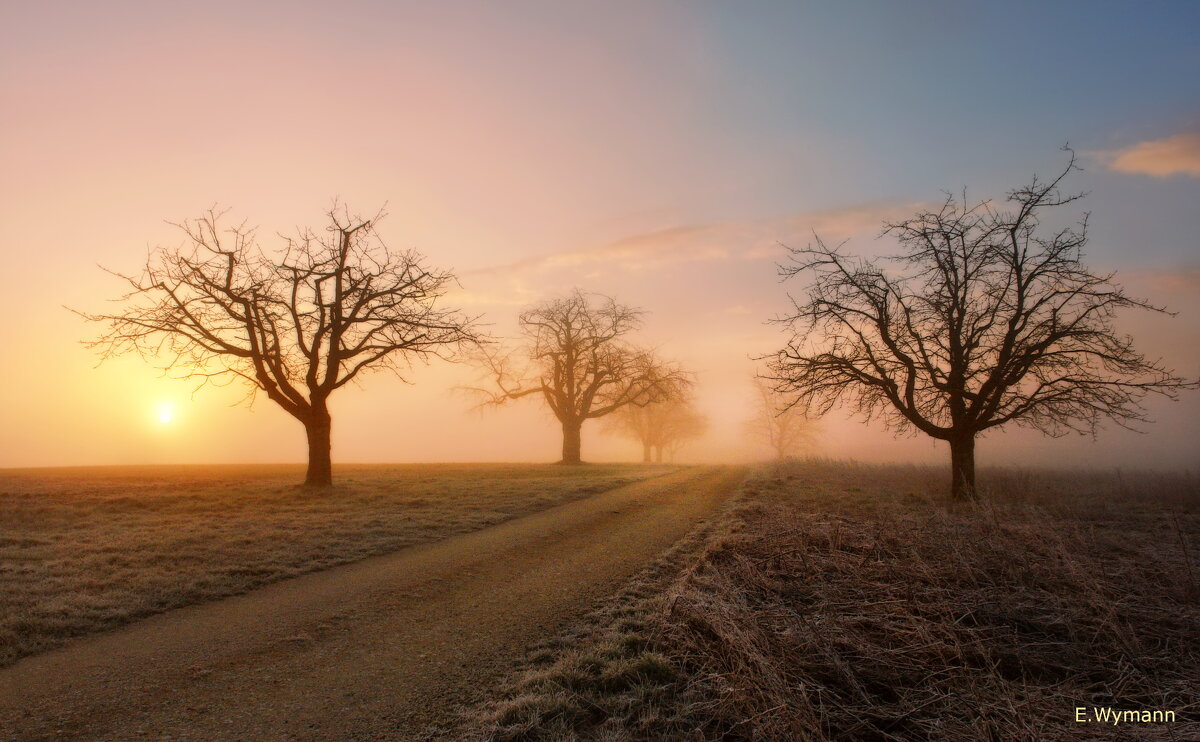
top-left (746, 376), bottom-right (818, 460)
top-left (605, 383), bottom-right (708, 462)
top-left (768, 152), bottom-right (1196, 498)
top-left (81, 206), bottom-right (480, 487)
top-left (478, 289), bottom-right (686, 464)
top-left (655, 401), bottom-right (709, 463)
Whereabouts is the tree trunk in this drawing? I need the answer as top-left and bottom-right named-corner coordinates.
top-left (642, 441), bottom-right (652, 463)
top-left (949, 433), bottom-right (976, 500)
top-left (654, 446), bottom-right (663, 463)
top-left (561, 418), bottom-right (583, 464)
top-left (304, 411), bottom-right (333, 487)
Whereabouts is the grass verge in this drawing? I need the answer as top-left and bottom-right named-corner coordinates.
top-left (457, 461), bottom-right (1199, 741)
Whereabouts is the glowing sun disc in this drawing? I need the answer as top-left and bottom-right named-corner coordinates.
top-left (156, 403), bottom-right (175, 424)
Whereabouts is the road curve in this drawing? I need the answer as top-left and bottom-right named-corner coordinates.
top-left (0, 465), bottom-right (744, 741)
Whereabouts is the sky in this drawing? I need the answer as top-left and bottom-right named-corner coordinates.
top-left (1, 0), bottom-right (1197, 469)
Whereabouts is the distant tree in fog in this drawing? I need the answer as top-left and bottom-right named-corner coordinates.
top-left (476, 289), bottom-right (687, 464)
top-left (81, 205), bottom-right (479, 487)
top-left (605, 383), bottom-right (708, 462)
top-left (746, 376), bottom-right (818, 460)
top-left (768, 151), bottom-right (1196, 499)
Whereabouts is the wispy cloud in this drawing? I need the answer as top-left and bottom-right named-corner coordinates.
top-left (757, 202), bottom-right (927, 258)
top-left (469, 224), bottom-right (732, 277)
top-left (469, 201), bottom-right (924, 278)
top-left (1106, 132), bottom-right (1200, 178)
top-left (1123, 266), bottom-right (1200, 296)
top-left (444, 286), bottom-right (539, 308)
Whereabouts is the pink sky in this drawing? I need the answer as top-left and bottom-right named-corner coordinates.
top-left (1, 2), bottom-right (1197, 469)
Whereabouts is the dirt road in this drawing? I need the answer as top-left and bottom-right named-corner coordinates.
top-left (0, 466), bottom-right (744, 741)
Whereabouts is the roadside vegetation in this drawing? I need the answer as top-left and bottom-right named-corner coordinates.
top-left (459, 461), bottom-right (1200, 741)
top-left (0, 463), bottom-right (670, 667)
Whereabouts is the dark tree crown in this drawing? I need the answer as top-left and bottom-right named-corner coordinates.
top-left (81, 205), bottom-right (480, 420)
top-left (476, 289), bottom-right (688, 423)
top-left (769, 152), bottom-right (1196, 443)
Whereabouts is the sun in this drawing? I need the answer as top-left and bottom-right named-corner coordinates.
top-left (156, 402), bottom-right (175, 425)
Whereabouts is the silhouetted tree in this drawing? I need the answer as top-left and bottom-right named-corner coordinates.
top-left (746, 376), bottom-right (818, 460)
top-left (769, 153), bottom-right (1195, 499)
top-left (82, 206), bottom-right (479, 487)
top-left (655, 401), bottom-right (709, 462)
top-left (605, 383), bottom-right (708, 462)
top-left (479, 290), bottom-right (686, 464)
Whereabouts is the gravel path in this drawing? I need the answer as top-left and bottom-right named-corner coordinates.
top-left (0, 466), bottom-right (744, 741)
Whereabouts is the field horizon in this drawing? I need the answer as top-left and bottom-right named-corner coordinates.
top-left (6, 456), bottom-right (1196, 474)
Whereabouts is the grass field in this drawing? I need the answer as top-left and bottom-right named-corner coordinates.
top-left (0, 462), bottom-right (673, 667)
top-left (463, 461), bottom-right (1200, 741)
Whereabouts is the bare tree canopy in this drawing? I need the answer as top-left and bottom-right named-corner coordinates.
top-left (746, 376), bottom-right (819, 461)
top-left (605, 381), bottom-right (708, 462)
top-left (768, 152), bottom-right (1196, 498)
top-left (82, 205), bottom-right (480, 486)
top-left (477, 289), bottom-right (687, 464)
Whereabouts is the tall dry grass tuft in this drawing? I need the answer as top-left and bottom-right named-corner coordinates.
top-left (465, 461), bottom-right (1199, 741)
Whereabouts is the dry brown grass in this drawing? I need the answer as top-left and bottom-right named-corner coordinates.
top-left (463, 461), bottom-right (1200, 741)
top-left (0, 462), bottom-right (671, 667)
